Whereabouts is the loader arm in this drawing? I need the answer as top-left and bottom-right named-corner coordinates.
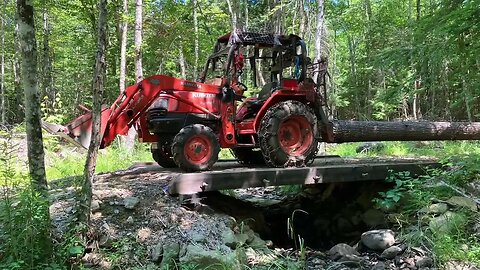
top-left (47, 75), bottom-right (221, 149)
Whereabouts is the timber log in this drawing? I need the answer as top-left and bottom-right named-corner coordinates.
top-left (330, 120), bottom-right (480, 143)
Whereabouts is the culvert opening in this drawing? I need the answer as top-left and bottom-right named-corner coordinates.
top-left (201, 180), bottom-right (394, 250)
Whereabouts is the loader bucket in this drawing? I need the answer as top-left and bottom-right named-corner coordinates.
top-left (42, 106), bottom-right (112, 149)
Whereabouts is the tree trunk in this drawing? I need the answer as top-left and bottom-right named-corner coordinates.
top-left (79, 0), bottom-right (107, 226)
top-left (179, 45), bottom-right (186, 79)
top-left (332, 120), bottom-right (480, 143)
top-left (42, 0), bottom-right (53, 115)
top-left (299, 0), bottom-right (307, 38)
top-left (314, 0), bottom-right (325, 84)
top-left (1, 0), bottom-right (5, 124)
top-left (226, 0), bottom-right (240, 30)
top-left (193, 0), bottom-right (198, 80)
top-left (119, 0), bottom-right (128, 93)
top-left (16, 0), bottom-right (48, 192)
top-left (124, 0), bottom-right (142, 152)
top-left (13, 14), bottom-right (23, 123)
top-left (134, 0), bottom-right (143, 82)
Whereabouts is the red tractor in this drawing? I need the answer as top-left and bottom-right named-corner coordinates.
top-left (45, 31), bottom-right (329, 172)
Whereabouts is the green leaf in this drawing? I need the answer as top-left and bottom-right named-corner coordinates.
top-left (68, 246), bottom-right (84, 256)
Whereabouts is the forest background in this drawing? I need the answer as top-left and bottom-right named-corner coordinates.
top-left (1, 0), bottom-right (479, 125)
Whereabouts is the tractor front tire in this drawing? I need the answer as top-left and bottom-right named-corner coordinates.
top-left (151, 142), bottom-right (177, 168)
top-left (259, 100), bottom-right (319, 167)
top-left (172, 124), bottom-right (220, 172)
top-left (231, 147), bottom-right (265, 166)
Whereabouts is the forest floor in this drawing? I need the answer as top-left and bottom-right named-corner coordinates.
top-left (47, 146), bottom-right (480, 270)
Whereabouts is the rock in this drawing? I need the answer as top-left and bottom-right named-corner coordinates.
top-left (244, 197), bottom-right (282, 207)
top-left (362, 209), bottom-right (386, 227)
top-left (91, 200), bottom-right (101, 212)
top-left (190, 231), bottom-right (207, 243)
top-left (371, 261), bottom-right (386, 270)
top-left (419, 203), bottom-right (448, 215)
top-left (179, 244), bottom-right (244, 269)
top-left (222, 228), bottom-right (239, 249)
top-left (243, 226), bottom-right (267, 248)
top-left (123, 197), bottom-right (140, 209)
top-left (361, 229), bottom-right (395, 251)
top-left (447, 196), bottom-right (478, 211)
top-left (415, 257), bottom-right (433, 268)
top-left (444, 260), bottom-right (479, 270)
top-left (429, 211), bottom-right (467, 234)
top-left (381, 245), bottom-right (403, 259)
top-left (159, 242), bottom-right (180, 269)
top-left (150, 242), bottom-right (163, 262)
top-left (327, 243), bottom-right (359, 261)
top-left (356, 142), bottom-right (385, 153)
top-left (338, 254), bottom-right (362, 267)
top-left (126, 216), bottom-right (134, 223)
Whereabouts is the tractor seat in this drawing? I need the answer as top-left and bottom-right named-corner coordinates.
top-left (257, 82), bottom-right (277, 101)
top-left (241, 82), bottom-right (277, 117)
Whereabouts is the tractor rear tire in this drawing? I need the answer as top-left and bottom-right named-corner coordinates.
top-left (151, 142), bottom-right (177, 168)
top-left (172, 124), bottom-right (220, 172)
top-left (231, 147), bottom-right (265, 165)
top-left (259, 100), bottom-right (319, 167)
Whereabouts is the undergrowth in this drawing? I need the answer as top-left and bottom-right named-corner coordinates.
top-left (0, 132), bottom-right (64, 269)
top-left (374, 159), bottom-right (480, 267)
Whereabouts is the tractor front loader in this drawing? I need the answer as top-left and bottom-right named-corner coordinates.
top-left (43, 30), bottom-right (480, 172)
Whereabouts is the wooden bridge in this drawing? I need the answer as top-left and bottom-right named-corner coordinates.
top-left (167, 156), bottom-right (440, 194)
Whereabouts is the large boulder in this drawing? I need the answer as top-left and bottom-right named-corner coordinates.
top-left (447, 196), bottom-right (478, 212)
top-left (429, 211), bottom-right (467, 234)
top-left (179, 244), bottom-right (246, 270)
top-left (361, 229), bottom-right (395, 251)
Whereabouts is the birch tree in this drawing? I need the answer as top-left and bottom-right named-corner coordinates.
top-left (119, 0), bottom-right (128, 92)
top-left (79, 0), bottom-right (107, 226)
top-left (42, 0), bottom-right (53, 114)
top-left (134, 0), bottom-right (143, 82)
top-left (314, 0), bottom-right (325, 84)
top-left (17, 0), bottom-right (48, 192)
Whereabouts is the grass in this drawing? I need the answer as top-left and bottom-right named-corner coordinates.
top-left (329, 140), bottom-right (480, 159)
top-left (45, 139), bottom-right (153, 181)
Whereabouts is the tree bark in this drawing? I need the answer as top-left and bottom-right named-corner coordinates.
top-left (134, 0), bottom-right (143, 82)
top-left (1, 0), bottom-right (5, 124)
top-left (226, 0), bottom-right (240, 30)
top-left (13, 13), bottom-right (23, 123)
top-left (314, 0), bottom-right (325, 84)
top-left (16, 0), bottom-right (48, 192)
top-left (124, 0), bottom-right (142, 151)
top-left (193, 0), bottom-right (198, 80)
top-left (79, 0), bottom-right (107, 226)
top-left (119, 0), bottom-right (128, 93)
top-left (42, 0), bottom-right (53, 114)
top-left (179, 45), bottom-right (186, 79)
top-left (299, 0), bottom-right (307, 38)
top-left (332, 120), bottom-right (480, 143)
